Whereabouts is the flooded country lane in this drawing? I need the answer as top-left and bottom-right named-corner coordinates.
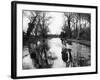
top-left (22, 38), bottom-right (91, 69)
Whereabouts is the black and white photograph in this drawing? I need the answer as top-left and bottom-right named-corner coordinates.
top-left (22, 11), bottom-right (91, 69)
top-left (11, 1), bottom-right (97, 79)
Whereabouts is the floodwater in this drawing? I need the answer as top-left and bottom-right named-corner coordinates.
top-left (22, 38), bottom-right (91, 69)
top-left (47, 38), bottom-right (66, 68)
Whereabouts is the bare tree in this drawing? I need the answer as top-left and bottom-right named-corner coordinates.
top-left (35, 12), bottom-right (51, 38)
top-left (26, 11), bottom-right (40, 37)
top-left (62, 12), bottom-right (91, 41)
top-left (62, 12), bottom-right (76, 38)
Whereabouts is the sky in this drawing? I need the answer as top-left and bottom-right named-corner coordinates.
top-left (23, 11), bottom-right (65, 35)
top-left (47, 12), bottom-right (64, 35)
top-left (23, 11), bottom-right (32, 33)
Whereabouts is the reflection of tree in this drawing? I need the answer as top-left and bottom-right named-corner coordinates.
top-left (29, 39), bottom-right (53, 68)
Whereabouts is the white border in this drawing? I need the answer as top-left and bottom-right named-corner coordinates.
top-left (17, 3), bottom-right (96, 77)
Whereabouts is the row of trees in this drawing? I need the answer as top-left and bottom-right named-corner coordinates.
top-left (61, 12), bottom-right (91, 41)
top-left (23, 11), bottom-right (91, 41)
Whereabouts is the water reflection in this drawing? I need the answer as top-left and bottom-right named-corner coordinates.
top-left (23, 37), bottom-right (91, 69)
